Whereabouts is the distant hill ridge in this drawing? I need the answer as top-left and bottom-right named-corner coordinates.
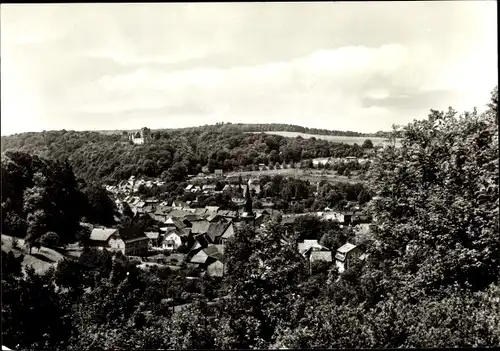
top-left (93, 123), bottom-right (389, 138)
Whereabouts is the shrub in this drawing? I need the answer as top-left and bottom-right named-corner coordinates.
top-left (39, 232), bottom-right (60, 248)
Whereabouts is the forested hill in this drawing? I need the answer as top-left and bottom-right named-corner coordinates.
top-left (95, 123), bottom-right (380, 137)
top-left (1, 127), bottom-right (368, 185)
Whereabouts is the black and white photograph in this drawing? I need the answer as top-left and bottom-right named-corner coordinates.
top-left (1, 2), bottom-right (498, 350)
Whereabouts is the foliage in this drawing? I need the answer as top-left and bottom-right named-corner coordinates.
top-left (1, 87), bottom-right (498, 350)
top-left (367, 102), bottom-right (499, 296)
top-left (1, 152), bottom-right (116, 247)
top-left (39, 231), bottom-right (60, 248)
top-left (1, 126), bottom-right (367, 185)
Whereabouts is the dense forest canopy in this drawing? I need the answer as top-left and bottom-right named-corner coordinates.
top-left (1, 151), bottom-right (117, 248)
top-left (1, 127), bottom-right (367, 185)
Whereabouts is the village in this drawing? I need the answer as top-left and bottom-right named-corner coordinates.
top-left (92, 166), bottom-right (373, 278)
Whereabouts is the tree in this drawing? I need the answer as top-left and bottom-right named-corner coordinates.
top-left (122, 201), bottom-right (134, 219)
top-left (39, 231), bottom-right (59, 248)
top-left (25, 209), bottom-right (47, 254)
top-left (362, 139), bottom-right (374, 149)
top-left (367, 100), bottom-right (499, 296)
top-left (357, 190), bottom-right (371, 205)
top-left (222, 221), bottom-right (307, 347)
top-left (82, 183), bottom-right (116, 226)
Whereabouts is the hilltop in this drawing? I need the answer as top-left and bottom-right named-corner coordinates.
top-left (1, 124), bottom-right (375, 185)
top-left (91, 123), bottom-right (387, 138)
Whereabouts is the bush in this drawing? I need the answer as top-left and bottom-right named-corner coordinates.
top-left (12, 236), bottom-right (20, 249)
top-left (39, 232), bottom-right (60, 248)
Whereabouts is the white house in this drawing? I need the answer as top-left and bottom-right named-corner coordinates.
top-left (335, 243), bottom-right (363, 273)
top-left (162, 230), bottom-right (183, 251)
top-left (89, 227), bottom-right (149, 256)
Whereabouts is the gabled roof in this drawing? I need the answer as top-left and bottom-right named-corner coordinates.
top-left (190, 249), bottom-right (209, 264)
top-left (203, 244), bottom-right (225, 263)
top-left (194, 208), bottom-right (208, 216)
top-left (206, 213), bottom-right (220, 222)
top-left (185, 184), bottom-right (194, 190)
top-left (145, 232), bottom-right (159, 240)
top-left (337, 242), bottom-right (357, 253)
top-left (190, 241), bottom-right (202, 252)
top-left (191, 220), bottom-right (210, 234)
top-left (163, 229), bottom-right (183, 238)
top-left (136, 201), bottom-right (146, 208)
top-left (184, 214), bottom-right (201, 222)
top-left (171, 217), bottom-right (187, 229)
top-left (206, 222), bottom-right (230, 242)
top-left (90, 228), bottom-right (117, 242)
top-left (169, 210), bottom-right (192, 218)
top-left (298, 240), bottom-right (327, 255)
top-left (221, 223), bottom-right (235, 239)
top-left (117, 226), bottom-right (149, 242)
top-left (194, 233), bottom-right (210, 247)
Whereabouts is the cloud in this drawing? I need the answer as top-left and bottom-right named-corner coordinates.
top-left (71, 43), bottom-right (428, 130)
top-left (0, 2), bottom-right (497, 135)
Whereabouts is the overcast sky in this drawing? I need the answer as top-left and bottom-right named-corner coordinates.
top-left (1, 2), bottom-right (497, 136)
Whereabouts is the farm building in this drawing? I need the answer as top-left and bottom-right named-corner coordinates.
top-left (89, 226), bottom-right (149, 256)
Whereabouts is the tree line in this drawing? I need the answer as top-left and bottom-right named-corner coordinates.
top-left (1, 125), bottom-right (371, 186)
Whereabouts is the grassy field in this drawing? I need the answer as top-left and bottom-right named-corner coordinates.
top-left (1, 234), bottom-right (82, 274)
top-left (225, 168), bottom-right (365, 184)
top-left (252, 131), bottom-right (401, 147)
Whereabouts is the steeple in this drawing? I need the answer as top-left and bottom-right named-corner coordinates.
top-left (244, 182), bottom-right (254, 216)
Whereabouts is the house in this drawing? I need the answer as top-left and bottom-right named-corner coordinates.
top-left (152, 207), bottom-right (171, 222)
top-left (189, 245), bottom-right (226, 276)
top-left (206, 206), bottom-right (220, 213)
top-left (89, 226), bottom-right (150, 256)
top-left (145, 231), bottom-right (161, 247)
top-left (214, 169), bottom-right (223, 175)
top-left (162, 230), bottom-right (183, 251)
top-left (298, 240), bottom-right (328, 257)
top-left (261, 201), bottom-right (275, 209)
top-left (202, 184), bottom-right (217, 193)
top-left (206, 222), bottom-right (230, 243)
top-left (191, 220), bottom-right (211, 235)
top-left (254, 213), bottom-right (267, 227)
top-left (166, 253), bottom-right (186, 266)
top-left (185, 184), bottom-right (194, 192)
top-left (223, 184), bottom-right (240, 193)
top-left (324, 212), bottom-right (345, 223)
top-left (309, 251), bottom-right (333, 263)
top-left (335, 243), bottom-right (363, 273)
top-left (172, 200), bottom-right (188, 209)
top-left (206, 212), bottom-right (223, 222)
top-left (218, 223), bottom-right (235, 245)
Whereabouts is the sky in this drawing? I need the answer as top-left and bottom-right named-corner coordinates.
top-left (0, 2), bottom-right (497, 136)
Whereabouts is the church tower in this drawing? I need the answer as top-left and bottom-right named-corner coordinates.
top-left (240, 182), bottom-right (255, 227)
